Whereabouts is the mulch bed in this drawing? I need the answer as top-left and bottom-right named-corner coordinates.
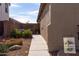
top-left (0, 38), bottom-right (32, 56)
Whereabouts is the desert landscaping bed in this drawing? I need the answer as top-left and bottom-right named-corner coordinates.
top-left (0, 38), bottom-right (32, 56)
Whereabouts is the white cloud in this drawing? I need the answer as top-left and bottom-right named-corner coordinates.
top-left (14, 16), bottom-right (30, 23)
top-left (10, 14), bottom-right (37, 23)
top-left (10, 3), bottom-right (20, 8)
top-left (27, 10), bottom-right (39, 15)
top-left (9, 3), bottom-right (39, 23)
top-left (19, 10), bottom-right (39, 16)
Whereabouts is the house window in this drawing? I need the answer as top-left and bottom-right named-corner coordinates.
top-left (5, 3), bottom-right (8, 13)
top-left (0, 3), bottom-right (1, 6)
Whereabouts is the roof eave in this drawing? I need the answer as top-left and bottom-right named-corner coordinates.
top-left (37, 3), bottom-right (47, 22)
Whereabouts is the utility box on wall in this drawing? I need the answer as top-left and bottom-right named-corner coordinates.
top-left (63, 37), bottom-right (76, 54)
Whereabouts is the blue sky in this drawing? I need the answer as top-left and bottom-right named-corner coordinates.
top-left (9, 3), bottom-right (40, 23)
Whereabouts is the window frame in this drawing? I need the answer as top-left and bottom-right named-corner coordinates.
top-left (0, 3), bottom-right (1, 6)
top-left (5, 3), bottom-right (8, 13)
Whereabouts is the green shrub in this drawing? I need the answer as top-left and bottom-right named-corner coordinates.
top-left (10, 28), bottom-right (32, 38)
top-left (10, 29), bottom-right (21, 38)
top-left (22, 29), bottom-right (32, 38)
top-left (10, 29), bottom-right (16, 38)
top-left (0, 44), bottom-right (9, 53)
top-left (21, 31), bottom-right (25, 38)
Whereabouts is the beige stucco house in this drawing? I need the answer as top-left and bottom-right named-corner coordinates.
top-left (0, 3), bottom-right (10, 37)
top-left (37, 3), bottom-right (79, 54)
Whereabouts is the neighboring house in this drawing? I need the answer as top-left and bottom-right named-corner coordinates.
top-left (37, 3), bottom-right (79, 53)
top-left (17, 23), bottom-right (40, 34)
top-left (0, 3), bottom-right (10, 37)
top-left (9, 18), bottom-right (40, 34)
top-left (8, 18), bottom-right (19, 34)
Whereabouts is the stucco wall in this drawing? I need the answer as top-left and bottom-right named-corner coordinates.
top-left (48, 3), bottom-right (79, 52)
top-left (40, 4), bottom-right (50, 42)
top-left (3, 20), bottom-right (17, 37)
top-left (0, 3), bottom-right (9, 21)
top-left (4, 21), bottom-right (10, 37)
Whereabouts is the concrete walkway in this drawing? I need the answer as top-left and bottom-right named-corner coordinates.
top-left (28, 35), bottom-right (50, 56)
